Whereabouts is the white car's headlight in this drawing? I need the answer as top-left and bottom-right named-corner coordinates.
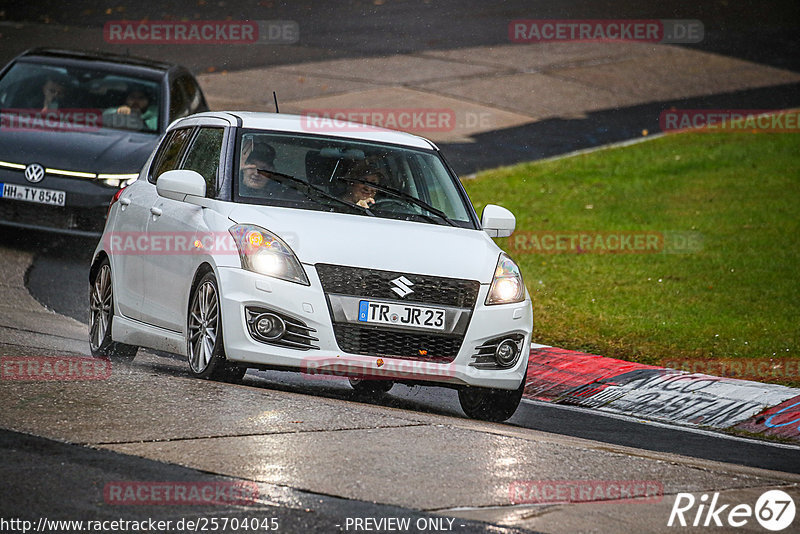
top-left (229, 224), bottom-right (309, 285)
top-left (486, 252), bottom-right (525, 305)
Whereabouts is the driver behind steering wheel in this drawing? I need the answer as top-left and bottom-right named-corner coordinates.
top-left (339, 162), bottom-right (387, 209)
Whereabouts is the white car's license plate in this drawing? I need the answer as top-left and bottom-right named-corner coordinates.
top-left (0, 183), bottom-right (66, 206)
top-left (358, 300), bottom-right (446, 330)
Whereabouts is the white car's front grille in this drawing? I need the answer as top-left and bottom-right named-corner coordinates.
top-left (315, 263), bottom-right (480, 308)
top-left (315, 264), bottom-right (479, 361)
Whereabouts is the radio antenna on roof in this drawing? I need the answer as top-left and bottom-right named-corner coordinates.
top-left (273, 91), bottom-right (280, 113)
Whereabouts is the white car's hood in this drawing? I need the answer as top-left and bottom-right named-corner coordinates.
top-left (227, 205), bottom-right (500, 283)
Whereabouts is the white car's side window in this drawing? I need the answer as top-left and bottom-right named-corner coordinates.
top-left (148, 127), bottom-right (193, 184)
top-left (181, 127), bottom-right (224, 198)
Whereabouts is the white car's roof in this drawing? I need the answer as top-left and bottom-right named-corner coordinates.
top-left (175, 111), bottom-right (438, 150)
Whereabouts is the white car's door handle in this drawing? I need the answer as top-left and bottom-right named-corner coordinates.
top-left (150, 207), bottom-right (163, 217)
top-left (120, 198), bottom-right (131, 206)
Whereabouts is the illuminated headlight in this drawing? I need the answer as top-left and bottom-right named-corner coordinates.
top-left (229, 224), bottom-right (309, 285)
top-left (97, 173), bottom-right (139, 188)
top-left (486, 253), bottom-right (525, 305)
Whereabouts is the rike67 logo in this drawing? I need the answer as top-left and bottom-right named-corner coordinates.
top-left (668, 490), bottom-right (795, 531)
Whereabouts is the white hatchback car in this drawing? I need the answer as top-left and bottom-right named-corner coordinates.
top-left (90, 112), bottom-right (533, 421)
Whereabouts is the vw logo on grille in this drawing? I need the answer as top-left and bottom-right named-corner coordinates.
top-left (390, 276), bottom-right (414, 298)
top-left (24, 163), bottom-right (45, 183)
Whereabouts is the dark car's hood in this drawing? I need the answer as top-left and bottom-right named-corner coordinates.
top-left (0, 128), bottom-right (158, 174)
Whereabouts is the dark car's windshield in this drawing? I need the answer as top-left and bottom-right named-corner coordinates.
top-left (0, 60), bottom-right (161, 133)
top-left (234, 131), bottom-right (477, 228)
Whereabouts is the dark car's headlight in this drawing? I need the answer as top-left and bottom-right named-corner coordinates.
top-left (229, 224), bottom-right (309, 285)
top-left (98, 173), bottom-right (139, 188)
top-left (486, 253), bottom-right (525, 305)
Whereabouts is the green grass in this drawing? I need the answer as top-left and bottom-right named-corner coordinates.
top-left (463, 131), bottom-right (800, 377)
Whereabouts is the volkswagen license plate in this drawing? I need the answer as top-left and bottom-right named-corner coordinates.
top-left (0, 183), bottom-right (66, 206)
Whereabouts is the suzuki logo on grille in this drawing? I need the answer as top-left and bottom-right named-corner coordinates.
top-left (390, 276), bottom-right (414, 298)
top-left (24, 163), bottom-right (45, 183)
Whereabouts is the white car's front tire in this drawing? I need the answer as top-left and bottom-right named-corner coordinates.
top-left (187, 271), bottom-right (246, 382)
top-left (458, 381), bottom-right (525, 422)
top-left (349, 376), bottom-right (394, 395)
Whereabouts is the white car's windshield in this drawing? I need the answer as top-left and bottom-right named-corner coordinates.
top-left (234, 131), bottom-right (477, 228)
top-left (0, 60), bottom-right (161, 133)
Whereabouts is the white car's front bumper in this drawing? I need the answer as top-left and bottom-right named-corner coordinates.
top-left (217, 265), bottom-right (533, 390)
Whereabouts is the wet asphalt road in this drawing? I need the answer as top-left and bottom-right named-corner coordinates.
top-left (15, 232), bottom-right (800, 476)
top-left (0, 429), bottom-right (536, 534)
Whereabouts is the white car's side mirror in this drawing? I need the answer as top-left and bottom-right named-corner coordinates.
top-left (481, 204), bottom-right (516, 238)
top-left (156, 169), bottom-right (206, 201)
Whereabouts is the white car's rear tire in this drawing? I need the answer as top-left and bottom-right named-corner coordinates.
top-left (89, 259), bottom-right (138, 362)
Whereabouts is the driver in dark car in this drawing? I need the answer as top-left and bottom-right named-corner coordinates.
top-left (103, 85), bottom-right (158, 131)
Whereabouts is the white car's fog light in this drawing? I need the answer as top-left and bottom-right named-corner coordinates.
top-left (255, 313), bottom-right (286, 341)
top-left (495, 339), bottom-right (519, 367)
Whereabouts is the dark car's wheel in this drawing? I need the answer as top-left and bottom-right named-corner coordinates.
top-left (458, 381), bottom-right (524, 422)
top-left (89, 259), bottom-right (138, 361)
top-left (187, 272), bottom-right (245, 382)
top-left (349, 376), bottom-right (394, 395)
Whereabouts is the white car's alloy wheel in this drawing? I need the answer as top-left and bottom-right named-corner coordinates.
top-left (88, 259), bottom-right (137, 361)
top-left (187, 272), bottom-right (245, 381)
top-left (188, 279), bottom-right (220, 374)
top-left (89, 264), bottom-right (112, 350)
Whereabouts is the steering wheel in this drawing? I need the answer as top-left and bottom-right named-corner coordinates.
top-left (369, 198), bottom-right (415, 212)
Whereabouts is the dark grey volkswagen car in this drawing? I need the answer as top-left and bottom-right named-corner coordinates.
top-left (0, 48), bottom-right (208, 235)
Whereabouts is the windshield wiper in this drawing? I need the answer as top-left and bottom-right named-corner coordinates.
top-left (345, 177), bottom-right (458, 227)
top-left (258, 169), bottom-right (375, 216)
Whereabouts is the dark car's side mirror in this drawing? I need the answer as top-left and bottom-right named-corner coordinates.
top-left (156, 169), bottom-right (206, 201)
